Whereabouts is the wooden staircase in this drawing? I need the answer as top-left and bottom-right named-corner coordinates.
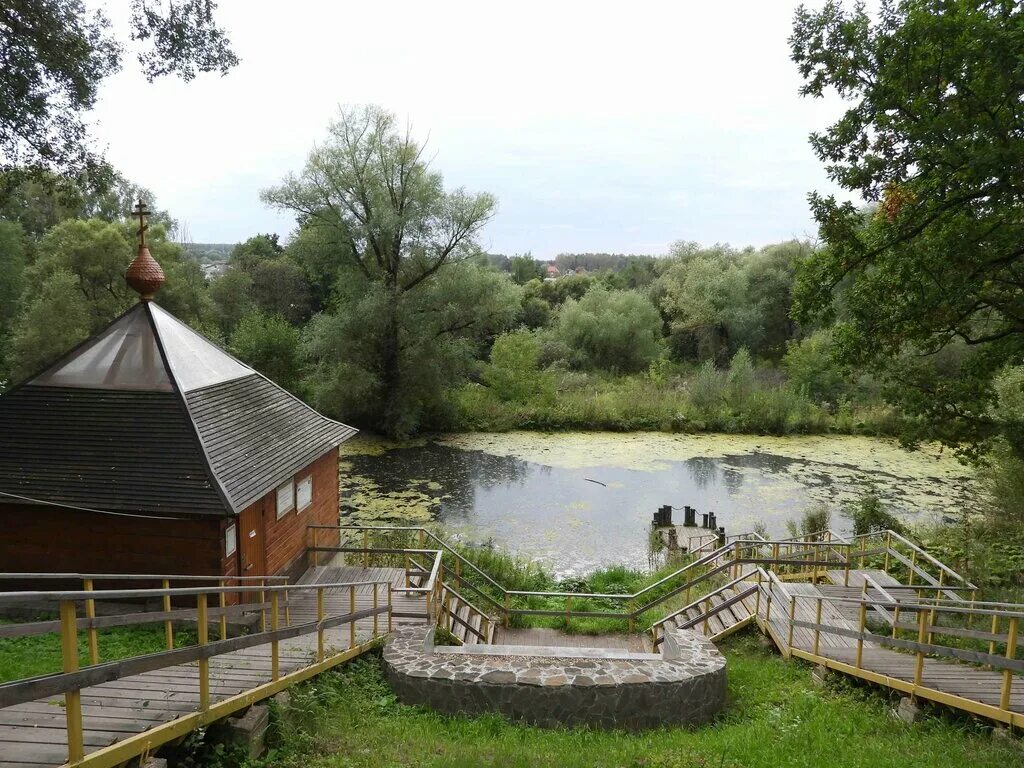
top-left (656, 580), bottom-right (758, 642)
top-left (437, 584), bottom-right (496, 645)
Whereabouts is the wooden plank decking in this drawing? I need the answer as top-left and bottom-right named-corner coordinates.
top-left (0, 566), bottom-right (421, 768)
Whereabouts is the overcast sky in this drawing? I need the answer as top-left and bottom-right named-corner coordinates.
top-left (88, 0), bottom-right (850, 257)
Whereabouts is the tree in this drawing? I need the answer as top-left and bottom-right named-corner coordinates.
top-left (551, 286), bottom-right (662, 373)
top-left (790, 0), bottom-right (1024, 453)
top-left (302, 260), bottom-right (520, 435)
top-left (230, 311), bottom-right (301, 392)
top-left (509, 254), bottom-right (543, 285)
top-left (1, 1), bottom-right (237, 181)
top-left (209, 268), bottom-right (254, 334)
top-left (263, 105), bottom-right (502, 436)
top-left (249, 259), bottom-right (311, 325)
top-left (7, 270), bottom-right (91, 381)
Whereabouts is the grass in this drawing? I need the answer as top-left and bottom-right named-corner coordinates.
top-left (233, 633), bottom-right (1022, 768)
top-left (450, 369), bottom-right (902, 437)
top-left (0, 622), bottom-right (197, 682)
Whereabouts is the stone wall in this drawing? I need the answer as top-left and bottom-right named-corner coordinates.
top-left (382, 627), bottom-right (726, 730)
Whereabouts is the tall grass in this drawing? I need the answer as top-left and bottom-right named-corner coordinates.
top-left (450, 363), bottom-right (901, 436)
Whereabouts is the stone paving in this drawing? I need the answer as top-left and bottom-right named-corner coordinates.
top-left (383, 626), bottom-right (727, 729)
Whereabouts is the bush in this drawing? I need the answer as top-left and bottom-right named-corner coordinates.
top-left (550, 286), bottom-right (662, 373)
top-left (843, 493), bottom-right (905, 536)
top-left (782, 329), bottom-right (847, 404)
top-left (482, 330), bottom-right (553, 403)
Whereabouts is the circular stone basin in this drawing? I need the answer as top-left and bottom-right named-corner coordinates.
top-left (383, 626), bottom-right (726, 730)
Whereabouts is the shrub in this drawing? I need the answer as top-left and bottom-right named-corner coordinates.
top-left (551, 286), bottom-right (662, 372)
top-left (482, 330), bottom-right (552, 403)
top-left (843, 493), bottom-right (905, 536)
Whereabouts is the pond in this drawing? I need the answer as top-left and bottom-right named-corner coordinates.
top-left (339, 432), bottom-right (977, 577)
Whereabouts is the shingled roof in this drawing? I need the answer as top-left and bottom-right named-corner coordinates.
top-left (0, 301), bottom-right (356, 518)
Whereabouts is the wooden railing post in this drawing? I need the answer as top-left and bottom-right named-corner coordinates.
top-left (843, 546), bottom-right (850, 587)
top-left (259, 579), bottom-right (267, 632)
top-left (908, 550), bottom-right (917, 587)
top-left (913, 608), bottom-right (926, 690)
top-left (787, 596), bottom-right (796, 651)
top-left (989, 614), bottom-right (1000, 659)
top-left (968, 590), bottom-right (977, 629)
top-left (404, 554), bottom-right (411, 588)
top-left (754, 571), bottom-right (762, 620)
top-left (504, 593), bottom-right (511, 628)
top-left (60, 599), bottom-right (84, 765)
top-left (83, 578), bottom-right (99, 666)
top-left (813, 597), bottom-right (822, 656)
top-left (481, 614), bottom-right (490, 644)
top-left (444, 587), bottom-right (452, 631)
top-left (373, 583), bottom-right (380, 636)
top-left (197, 592), bottom-right (210, 711)
top-left (703, 598), bottom-right (711, 636)
top-left (1000, 617), bottom-right (1018, 712)
top-left (316, 587), bottom-right (325, 662)
top-left (388, 585), bottom-right (394, 633)
top-left (363, 530), bottom-right (370, 567)
top-left (565, 596), bottom-right (572, 629)
top-left (883, 531), bottom-right (892, 573)
top-left (218, 579), bottom-right (228, 641)
top-left (283, 581), bottom-right (291, 627)
top-left (270, 591), bottom-right (280, 681)
top-left (162, 578), bottom-right (173, 650)
top-left (856, 584), bottom-right (867, 668)
top-left (350, 585), bottom-right (357, 647)
top-left (628, 598), bottom-right (636, 634)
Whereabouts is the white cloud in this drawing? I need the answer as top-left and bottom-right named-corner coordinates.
top-left (88, 0), bottom-right (851, 255)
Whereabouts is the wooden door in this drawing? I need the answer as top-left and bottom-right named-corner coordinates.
top-left (238, 501), bottom-right (266, 578)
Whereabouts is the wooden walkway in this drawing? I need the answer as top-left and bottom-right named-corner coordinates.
top-left (757, 575), bottom-right (1024, 725)
top-left (0, 567), bottom-right (421, 768)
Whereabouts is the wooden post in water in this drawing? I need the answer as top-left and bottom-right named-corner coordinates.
top-left (83, 578), bottom-right (99, 666)
top-left (1000, 617), bottom-right (1018, 712)
top-left (197, 593), bottom-right (209, 711)
top-left (60, 599), bottom-right (84, 764)
top-left (270, 591), bottom-right (280, 681)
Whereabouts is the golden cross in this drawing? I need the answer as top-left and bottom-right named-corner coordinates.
top-left (133, 199), bottom-right (151, 248)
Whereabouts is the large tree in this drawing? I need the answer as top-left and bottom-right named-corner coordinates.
top-left (262, 106), bottom-right (514, 436)
top-left (790, 0), bottom-right (1024, 453)
top-left (0, 1), bottom-right (237, 183)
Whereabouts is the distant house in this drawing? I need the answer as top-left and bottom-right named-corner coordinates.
top-left (0, 218), bottom-right (354, 581)
top-left (545, 264), bottom-right (561, 279)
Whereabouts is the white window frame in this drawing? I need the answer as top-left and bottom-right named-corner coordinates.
top-left (276, 479), bottom-right (294, 519)
top-left (296, 475), bottom-right (313, 512)
top-left (225, 523), bottom-right (237, 557)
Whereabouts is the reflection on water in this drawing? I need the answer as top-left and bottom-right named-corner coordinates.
top-left (340, 436), bottom-right (975, 577)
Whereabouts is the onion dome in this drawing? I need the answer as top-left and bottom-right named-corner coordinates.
top-left (125, 200), bottom-right (165, 300)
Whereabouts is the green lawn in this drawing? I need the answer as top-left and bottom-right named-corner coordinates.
top-left (255, 633), bottom-right (1022, 768)
top-left (0, 622), bottom-right (196, 682)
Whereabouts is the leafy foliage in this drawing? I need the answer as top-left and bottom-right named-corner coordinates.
top-left (790, 0), bottom-right (1024, 456)
top-left (551, 285), bottom-right (662, 373)
top-left (0, 1), bottom-right (237, 180)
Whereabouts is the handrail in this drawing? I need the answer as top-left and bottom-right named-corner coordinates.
top-left (0, 580), bottom-right (386, 604)
top-left (651, 571), bottom-right (753, 635)
top-left (0, 577), bottom-right (394, 765)
top-left (852, 529), bottom-right (977, 590)
top-left (0, 572), bottom-right (288, 582)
